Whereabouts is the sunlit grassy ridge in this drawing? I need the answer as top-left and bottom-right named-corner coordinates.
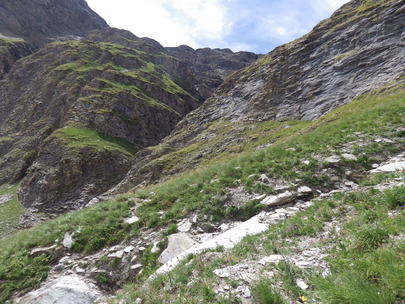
top-left (0, 184), bottom-right (22, 239)
top-left (0, 79), bottom-right (403, 302)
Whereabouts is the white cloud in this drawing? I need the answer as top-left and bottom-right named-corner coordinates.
top-left (86, 0), bottom-right (230, 48)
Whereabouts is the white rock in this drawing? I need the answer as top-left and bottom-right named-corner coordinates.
top-left (341, 153), bottom-right (357, 161)
top-left (135, 298), bottom-right (142, 304)
top-left (131, 264), bottom-right (142, 270)
top-left (125, 216), bottom-right (139, 225)
top-left (0, 194), bottom-right (12, 206)
top-left (124, 246), bottom-right (135, 253)
top-left (85, 197), bottom-right (100, 207)
top-left (108, 250), bottom-right (124, 259)
top-left (14, 275), bottom-right (104, 304)
top-left (150, 241), bottom-right (160, 253)
top-left (62, 233), bottom-right (74, 249)
top-left (178, 219), bottom-right (192, 232)
top-left (296, 279), bottom-right (309, 290)
top-left (192, 215), bottom-right (198, 223)
top-left (302, 160), bottom-right (310, 165)
top-left (254, 194), bottom-right (266, 201)
top-left (260, 191), bottom-right (295, 206)
top-left (158, 233), bottom-right (196, 264)
top-left (219, 223), bottom-right (230, 232)
top-left (298, 186), bottom-right (312, 196)
top-left (324, 156), bottom-right (341, 164)
top-left (370, 161), bottom-right (405, 173)
top-left (75, 267), bottom-right (86, 274)
top-left (259, 255), bottom-right (285, 265)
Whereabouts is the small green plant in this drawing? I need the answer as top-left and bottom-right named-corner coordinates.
top-left (252, 279), bottom-right (286, 304)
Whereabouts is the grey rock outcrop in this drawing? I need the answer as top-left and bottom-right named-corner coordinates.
top-left (0, 38), bottom-right (33, 79)
top-left (114, 0), bottom-right (405, 192)
top-left (14, 275), bottom-right (104, 304)
top-left (165, 45), bottom-right (260, 99)
top-left (0, 0), bottom-right (109, 49)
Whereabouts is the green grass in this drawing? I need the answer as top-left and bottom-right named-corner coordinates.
top-left (0, 184), bottom-right (23, 239)
top-left (53, 124), bottom-right (137, 156)
top-left (0, 79), bottom-right (403, 302)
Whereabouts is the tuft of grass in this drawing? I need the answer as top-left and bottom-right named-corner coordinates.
top-left (252, 279), bottom-right (287, 304)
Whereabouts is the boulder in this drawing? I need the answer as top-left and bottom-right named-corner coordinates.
top-left (370, 161), bottom-right (405, 173)
top-left (260, 191), bottom-right (295, 206)
top-left (14, 275), bottom-right (104, 304)
top-left (158, 233), bottom-right (197, 264)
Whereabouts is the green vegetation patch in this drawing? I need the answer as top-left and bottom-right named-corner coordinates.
top-left (0, 184), bottom-right (23, 239)
top-left (54, 124), bottom-right (137, 156)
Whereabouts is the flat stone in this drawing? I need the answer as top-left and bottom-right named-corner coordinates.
top-left (30, 245), bottom-right (56, 257)
top-left (297, 186), bottom-right (312, 196)
top-left (14, 275), bottom-right (104, 304)
top-left (341, 153), bottom-right (357, 161)
top-left (0, 194), bottom-right (12, 206)
top-left (259, 255), bottom-right (285, 265)
top-left (254, 194), bottom-right (266, 200)
top-left (108, 250), bottom-right (124, 259)
top-left (124, 246), bottom-right (135, 253)
top-left (131, 264), bottom-right (142, 270)
top-left (125, 216), bottom-right (139, 225)
top-left (158, 233), bottom-right (196, 264)
top-left (324, 156), bottom-right (341, 164)
top-left (260, 191), bottom-right (295, 206)
top-left (178, 219), bottom-right (192, 232)
top-left (370, 161), bottom-right (405, 173)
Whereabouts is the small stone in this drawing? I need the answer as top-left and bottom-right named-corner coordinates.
top-left (372, 163), bottom-right (379, 168)
top-left (297, 186), bottom-right (312, 196)
top-left (124, 246), bottom-right (135, 253)
top-left (62, 233), bottom-right (74, 249)
top-left (150, 241), bottom-right (160, 253)
top-left (223, 285), bottom-right (231, 291)
top-left (54, 263), bottom-right (65, 272)
top-left (131, 264), bottom-right (142, 270)
top-left (85, 197), bottom-right (100, 207)
top-left (302, 160), bottom-right (310, 165)
top-left (341, 153), bottom-right (357, 161)
top-left (324, 156), bottom-right (341, 164)
top-left (259, 255), bottom-right (285, 265)
top-left (125, 216), bottom-right (139, 225)
top-left (192, 215), bottom-right (198, 223)
top-left (178, 219), bottom-right (192, 232)
top-left (108, 250), bottom-right (124, 259)
top-left (219, 223), bottom-right (230, 232)
top-left (259, 174), bottom-right (270, 183)
top-left (135, 298), bottom-right (142, 304)
top-left (296, 279), bottom-right (309, 290)
top-left (138, 246), bottom-right (146, 251)
top-left (254, 194), bottom-right (266, 201)
top-left (75, 267), bottom-right (86, 274)
top-left (260, 191), bottom-right (295, 206)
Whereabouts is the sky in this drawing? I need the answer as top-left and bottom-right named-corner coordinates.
top-left (85, 0), bottom-right (350, 54)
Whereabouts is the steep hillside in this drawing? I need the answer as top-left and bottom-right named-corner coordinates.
top-left (165, 45), bottom-right (260, 99)
top-left (115, 0), bottom-right (405, 193)
top-left (0, 38), bottom-right (33, 79)
top-left (0, 28), bottom-right (202, 215)
top-left (0, 0), bottom-right (108, 49)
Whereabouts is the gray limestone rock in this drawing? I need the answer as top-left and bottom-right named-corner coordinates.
top-left (14, 275), bottom-right (104, 304)
top-left (158, 233), bottom-right (197, 264)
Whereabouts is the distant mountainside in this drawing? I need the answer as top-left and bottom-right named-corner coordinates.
top-left (114, 0), bottom-right (405, 193)
top-left (0, 0), bottom-right (108, 48)
top-left (165, 45), bottom-right (261, 99)
top-left (0, 26), bottom-right (257, 214)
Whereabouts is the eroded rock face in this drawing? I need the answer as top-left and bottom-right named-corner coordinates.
top-left (114, 0), bottom-right (405, 192)
top-left (0, 28), bottom-right (202, 214)
top-left (0, 0), bottom-right (108, 49)
top-left (165, 45), bottom-right (260, 99)
top-left (0, 38), bottom-right (33, 79)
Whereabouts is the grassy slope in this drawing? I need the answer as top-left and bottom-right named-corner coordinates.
top-left (0, 184), bottom-right (23, 239)
top-left (0, 79), bottom-right (403, 302)
top-left (54, 124), bottom-right (138, 157)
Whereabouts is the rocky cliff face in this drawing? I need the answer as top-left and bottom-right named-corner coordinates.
top-left (0, 25), bottom-right (258, 214)
top-left (115, 0), bottom-right (405, 192)
top-left (0, 0), bottom-right (108, 49)
top-left (165, 45), bottom-right (260, 99)
top-left (0, 38), bottom-right (33, 79)
top-left (0, 28), bottom-right (203, 213)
